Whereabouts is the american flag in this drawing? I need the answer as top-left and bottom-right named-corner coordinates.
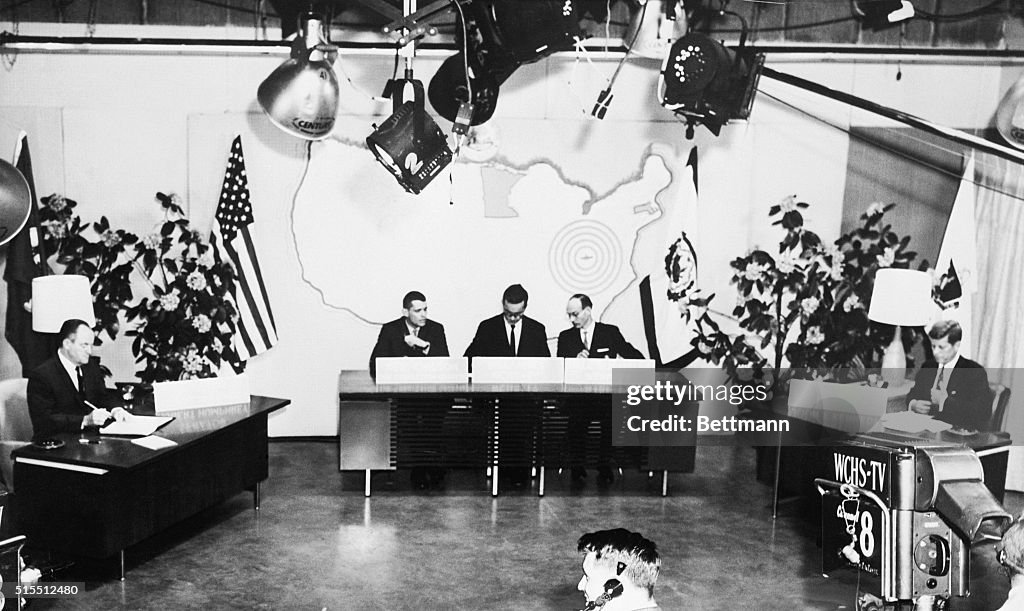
top-left (210, 135), bottom-right (278, 360)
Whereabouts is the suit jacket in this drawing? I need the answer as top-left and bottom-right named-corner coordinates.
top-left (464, 314), bottom-right (550, 357)
top-left (908, 356), bottom-right (992, 431)
top-left (369, 318), bottom-right (450, 377)
top-left (557, 322), bottom-right (644, 359)
top-left (27, 355), bottom-right (114, 440)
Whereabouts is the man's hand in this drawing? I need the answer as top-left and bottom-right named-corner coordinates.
top-left (84, 408), bottom-right (112, 427)
top-left (404, 334), bottom-right (431, 351)
top-left (576, 348), bottom-right (590, 358)
top-left (111, 407), bottom-right (129, 422)
top-left (908, 399), bottom-right (933, 415)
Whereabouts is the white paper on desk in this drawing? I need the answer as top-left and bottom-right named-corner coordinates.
top-left (101, 415), bottom-right (174, 436)
top-left (131, 435), bottom-right (178, 450)
top-left (879, 411), bottom-right (953, 434)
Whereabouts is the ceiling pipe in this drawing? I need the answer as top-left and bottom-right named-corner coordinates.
top-left (762, 66), bottom-right (1024, 165)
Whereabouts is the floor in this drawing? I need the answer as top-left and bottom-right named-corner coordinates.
top-left (17, 440), bottom-right (1022, 610)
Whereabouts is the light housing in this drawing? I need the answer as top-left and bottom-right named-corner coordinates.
top-left (0, 159), bottom-right (30, 247)
top-left (257, 13), bottom-right (340, 140)
top-left (367, 78), bottom-right (454, 194)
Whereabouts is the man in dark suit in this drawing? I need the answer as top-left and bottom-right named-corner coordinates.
top-left (27, 318), bottom-right (126, 441)
top-left (558, 294), bottom-right (645, 486)
top-left (908, 320), bottom-right (992, 432)
top-left (465, 284), bottom-right (550, 488)
top-left (369, 290), bottom-right (450, 378)
top-left (369, 291), bottom-right (451, 489)
top-left (464, 283), bottom-right (550, 358)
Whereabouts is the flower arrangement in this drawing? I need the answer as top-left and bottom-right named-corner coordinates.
top-left (37, 192), bottom-right (241, 383)
top-left (679, 196), bottom-right (919, 393)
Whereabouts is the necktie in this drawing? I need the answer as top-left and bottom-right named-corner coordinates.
top-left (935, 366), bottom-right (945, 391)
top-left (583, 329), bottom-right (590, 350)
top-left (413, 327), bottom-right (419, 337)
top-left (76, 366), bottom-right (85, 397)
top-left (509, 324), bottom-right (516, 356)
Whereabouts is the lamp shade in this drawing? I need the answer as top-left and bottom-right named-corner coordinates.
top-left (0, 158), bottom-right (31, 247)
top-left (32, 275), bottom-right (96, 332)
top-left (867, 269), bottom-right (934, 326)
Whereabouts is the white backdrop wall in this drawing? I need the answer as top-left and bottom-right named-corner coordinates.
top-left (0, 49), bottom-right (1013, 441)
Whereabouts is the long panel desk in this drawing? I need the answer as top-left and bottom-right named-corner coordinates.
top-left (12, 395), bottom-right (289, 579)
top-left (338, 370), bottom-right (694, 496)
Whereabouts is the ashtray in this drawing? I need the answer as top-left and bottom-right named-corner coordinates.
top-left (32, 438), bottom-right (66, 450)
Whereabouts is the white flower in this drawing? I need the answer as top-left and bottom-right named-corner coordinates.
top-left (181, 348), bottom-right (205, 374)
top-left (866, 202), bottom-right (886, 218)
top-left (191, 314), bottom-right (212, 333)
top-left (47, 195), bottom-right (68, 212)
top-left (876, 247), bottom-right (896, 268)
top-left (801, 296), bottom-right (820, 315)
top-left (42, 219), bottom-right (67, 240)
top-left (843, 294), bottom-right (862, 312)
top-left (779, 195), bottom-right (798, 213)
top-left (776, 252), bottom-right (800, 274)
top-left (197, 251), bottom-right (215, 269)
top-left (142, 233), bottom-right (161, 249)
top-left (159, 291), bottom-right (180, 312)
top-left (829, 260), bottom-right (844, 281)
top-left (101, 229), bottom-right (121, 248)
top-left (743, 262), bottom-right (767, 281)
top-left (186, 271), bottom-right (207, 291)
top-left (806, 326), bottom-right (825, 345)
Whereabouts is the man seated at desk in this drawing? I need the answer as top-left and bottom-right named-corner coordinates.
top-left (907, 319), bottom-right (992, 432)
top-left (465, 284), bottom-right (549, 488)
top-left (558, 293), bottom-right (643, 486)
top-left (27, 318), bottom-right (127, 441)
top-left (368, 291), bottom-right (450, 489)
top-left (369, 290), bottom-right (450, 378)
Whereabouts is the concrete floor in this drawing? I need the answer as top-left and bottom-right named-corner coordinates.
top-left (23, 440), bottom-right (1022, 610)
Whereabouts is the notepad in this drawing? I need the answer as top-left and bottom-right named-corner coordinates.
top-left (131, 435), bottom-right (178, 450)
top-left (101, 415), bottom-right (174, 436)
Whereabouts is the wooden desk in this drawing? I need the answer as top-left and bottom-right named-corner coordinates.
top-left (337, 371), bottom-right (694, 496)
top-left (12, 396), bottom-right (289, 578)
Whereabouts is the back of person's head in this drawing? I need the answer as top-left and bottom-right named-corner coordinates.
top-left (578, 528), bottom-right (661, 597)
top-left (998, 515), bottom-right (1024, 576)
top-left (503, 284), bottom-right (528, 306)
top-left (58, 318), bottom-right (90, 342)
top-left (572, 293), bottom-right (592, 310)
top-left (403, 291), bottom-right (426, 309)
top-left (929, 319), bottom-right (963, 344)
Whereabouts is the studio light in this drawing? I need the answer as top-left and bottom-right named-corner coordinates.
top-left (367, 76), bottom-right (454, 194)
top-left (257, 13), bottom-right (340, 140)
top-left (428, 0), bottom-right (584, 127)
top-left (853, 0), bottom-right (915, 30)
top-left (0, 159), bottom-right (31, 248)
top-left (658, 25), bottom-right (764, 137)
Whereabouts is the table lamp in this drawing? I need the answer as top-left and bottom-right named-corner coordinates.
top-left (31, 274), bottom-right (96, 332)
top-left (867, 269), bottom-right (935, 386)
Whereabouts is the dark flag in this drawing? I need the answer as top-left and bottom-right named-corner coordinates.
top-left (209, 135), bottom-right (278, 360)
top-left (3, 133), bottom-right (51, 375)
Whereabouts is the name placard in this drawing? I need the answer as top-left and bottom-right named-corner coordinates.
top-left (153, 374), bottom-right (250, 413)
top-left (375, 357), bottom-right (469, 384)
top-left (563, 358), bottom-right (656, 386)
top-left (471, 357), bottom-right (564, 385)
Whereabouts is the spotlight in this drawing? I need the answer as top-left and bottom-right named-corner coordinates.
top-left (0, 159), bottom-right (31, 247)
top-left (367, 77), bottom-right (454, 194)
top-left (658, 30), bottom-right (764, 137)
top-left (852, 0), bottom-right (915, 30)
top-left (257, 13), bottom-right (340, 140)
top-left (624, 0), bottom-right (688, 60)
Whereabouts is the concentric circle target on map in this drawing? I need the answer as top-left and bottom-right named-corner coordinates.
top-left (549, 219), bottom-right (623, 294)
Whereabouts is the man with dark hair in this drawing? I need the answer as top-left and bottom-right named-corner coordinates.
top-left (27, 318), bottom-right (126, 441)
top-left (908, 319), bottom-right (992, 432)
top-left (368, 292), bottom-right (450, 489)
top-left (576, 528), bottom-right (661, 610)
top-left (559, 293), bottom-right (644, 486)
top-left (369, 290), bottom-right (450, 378)
top-left (996, 515), bottom-right (1024, 611)
top-left (465, 284), bottom-right (550, 488)
top-left (464, 283), bottom-right (550, 357)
